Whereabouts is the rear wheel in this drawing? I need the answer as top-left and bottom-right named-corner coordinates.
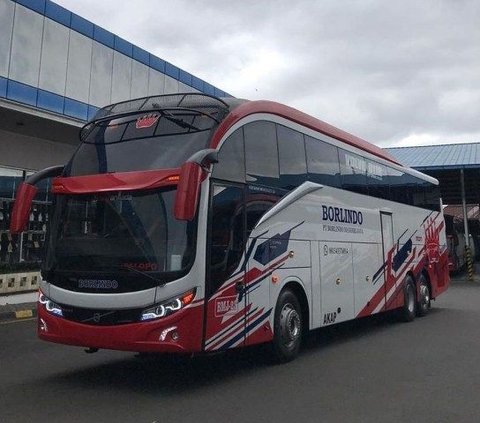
top-left (272, 289), bottom-right (303, 363)
top-left (401, 276), bottom-right (416, 322)
top-left (417, 274), bottom-right (431, 317)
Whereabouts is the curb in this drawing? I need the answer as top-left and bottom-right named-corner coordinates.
top-left (0, 302), bottom-right (37, 322)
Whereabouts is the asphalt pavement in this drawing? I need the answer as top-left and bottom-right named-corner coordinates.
top-left (1, 278), bottom-right (480, 423)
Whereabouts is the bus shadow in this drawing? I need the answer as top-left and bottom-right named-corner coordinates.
top-left (44, 308), bottom-right (451, 395)
top-left (44, 345), bottom-right (273, 396)
top-left (303, 309), bottom-right (441, 351)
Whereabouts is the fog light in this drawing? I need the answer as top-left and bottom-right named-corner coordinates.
top-left (171, 331), bottom-right (179, 341)
top-left (39, 318), bottom-right (48, 332)
top-left (159, 326), bottom-right (177, 341)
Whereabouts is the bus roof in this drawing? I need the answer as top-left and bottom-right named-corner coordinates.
top-left (212, 99), bottom-right (401, 166)
top-left (92, 93), bottom-right (230, 122)
top-left (90, 94), bottom-right (400, 166)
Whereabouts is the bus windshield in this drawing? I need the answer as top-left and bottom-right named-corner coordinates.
top-left (67, 110), bottom-right (218, 176)
top-left (44, 188), bottom-right (197, 287)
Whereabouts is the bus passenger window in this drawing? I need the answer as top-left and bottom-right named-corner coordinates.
top-left (277, 125), bottom-right (307, 190)
top-left (366, 160), bottom-right (390, 200)
top-left (212, 128), bottom-right (245, 183)
top-left (339, 149), bottom-right (368, 195)
top-left (424, 184), bottom-right (441, 211)
top-left (305, 137), bottom-right (341, 188)
top-left (244, 121), bottom-right (280, 187)
top-left (246, 199), bottom-right (276, 235)
top-left (387, 167), bottom-right (414, 206)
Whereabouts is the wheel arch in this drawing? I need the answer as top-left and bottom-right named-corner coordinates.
top-left (405, 270), bottom-right (418, 302)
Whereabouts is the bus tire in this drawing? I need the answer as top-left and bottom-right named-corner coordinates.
top-left (272, 289), bottom-right (303, 363)
top-left (417, 273), bottom-right (431, 317)
top-left (401, 276), bottom-right (416, 322)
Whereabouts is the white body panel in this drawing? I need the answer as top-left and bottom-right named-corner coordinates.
top-left (243, 182), bottom-right (446, 331)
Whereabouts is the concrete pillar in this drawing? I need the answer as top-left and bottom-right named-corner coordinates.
top-left (461, 169), bottom-right (469, 240)
top-left (461, 168), bottom-right (474, 280)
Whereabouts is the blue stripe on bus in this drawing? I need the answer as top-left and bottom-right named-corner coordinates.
top-left (222, 309), bottom-right (272, 349)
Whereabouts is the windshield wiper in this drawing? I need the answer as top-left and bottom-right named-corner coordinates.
top-left (161, 110), bottom-right (200, 131)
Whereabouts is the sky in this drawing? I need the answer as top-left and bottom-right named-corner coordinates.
top-left (55, 0), bottom-right (480, 148)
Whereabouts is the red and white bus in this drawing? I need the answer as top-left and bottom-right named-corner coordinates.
top-left (11, 93), bottom-right (449, 362)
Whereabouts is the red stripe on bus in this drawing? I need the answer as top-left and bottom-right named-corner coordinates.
top-left (52, 168), bottom-right (180, 194)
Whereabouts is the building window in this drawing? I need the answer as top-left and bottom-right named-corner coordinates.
top-left (0, 166), bottom-right (51, 272)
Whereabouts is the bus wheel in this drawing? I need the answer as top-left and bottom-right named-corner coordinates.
top-left (417, 274), bottom-right (431, 317)
top-left (272, 289), bottom-right (302, 363)
top-left (401, 276), bottom-right (416, 322)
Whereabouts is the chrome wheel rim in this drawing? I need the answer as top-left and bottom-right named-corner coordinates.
top-left (279, 303), bottom-right (301, 349)
top-left (407, 285), bottom-right (415, 313)
top-left (420, 283), bottom-right (430, 309)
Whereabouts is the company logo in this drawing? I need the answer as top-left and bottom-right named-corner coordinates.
top-left (78, 279), bottom-right (119, 290)
top-left (214, 296), bottom-right (239, 317)
top-left (81, 311), bottom-right (115, 324)
top-left (322, 205), bottom-right (363, 225)
top-left (122, 262), bottom-right (159, 271)
top-left (136, 113), bottom-right (159, 129)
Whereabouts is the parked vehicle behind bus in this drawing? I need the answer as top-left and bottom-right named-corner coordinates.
top-left (11, 94), bottom-right (449, 362)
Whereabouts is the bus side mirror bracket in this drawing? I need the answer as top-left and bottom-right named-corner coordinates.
top-left (10, 165), bottom-right (64, 234)
top-left (174, 162), bottom-right (203, 221)
top-left (174, 149), bottom-right (218, 221)
top-left (188, 149), bottom-right (218, 170)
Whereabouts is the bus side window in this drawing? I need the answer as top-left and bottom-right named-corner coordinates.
top-left (305, 136), bottom-right (341, 188)
top-left (211, 128), bottom-right (245, 183)
top-left (387, 167), bottom-right (414, 206)
top-left (424, 183), bottom-right (441, 211)
top-left (339, 149), bottom-right (368, 195)
top-left (246, 197), bottom-right (276, 236)
top-left (277, 124), bottom-right (307, 190)
top-left (244, 121), bottom-right (280, 187)
top-left (366, 160), bottom-right (390, 200)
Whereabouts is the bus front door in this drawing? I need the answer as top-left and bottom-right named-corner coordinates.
top-left (380, 211), bottom-right (394, 309)
top-left (203, 182), bottom-right (247, 352)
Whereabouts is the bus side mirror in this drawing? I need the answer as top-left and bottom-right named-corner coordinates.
top-left (174, 162), bottom-right (203, 221)
top-left (10, 165), bottom-right (64, 234)
top-left (10, 183), bottom-right (38, 234)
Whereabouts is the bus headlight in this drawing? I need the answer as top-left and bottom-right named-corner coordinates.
top-left (141, 289), bottom-right (196, 321)
top-left (39, 292), bottom-right (63, 317)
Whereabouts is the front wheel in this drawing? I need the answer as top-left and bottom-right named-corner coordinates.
top-left (417, 274), bottom-right (431, 317)
top-left (400, 276), bottom-right (417, 322)
top-left (272, 289), bottom-right (303, 363)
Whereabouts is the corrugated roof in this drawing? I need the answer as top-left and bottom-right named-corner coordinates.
top-left (386, 142), bottom-right (480, 170)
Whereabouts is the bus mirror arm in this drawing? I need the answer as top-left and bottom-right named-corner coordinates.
top-left (187, 149), bottom-right (218, 170)
top-left (10, 165), bottom-right (64, 234)
top-left (174, 149), bottom-right (218, 221)
top-left (174, 161), bottom-right (203, 221)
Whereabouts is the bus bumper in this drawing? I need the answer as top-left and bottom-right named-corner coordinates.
top-left (37, 303), bottom-right (204, 354)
